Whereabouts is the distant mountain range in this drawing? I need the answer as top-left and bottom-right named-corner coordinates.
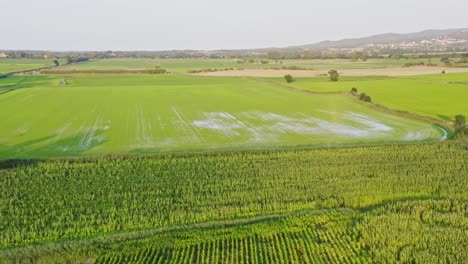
top-left (285, 28), bottom-right (468, 52)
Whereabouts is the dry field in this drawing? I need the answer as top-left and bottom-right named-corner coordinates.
top-left (192, 66), bottom-right (468, 77)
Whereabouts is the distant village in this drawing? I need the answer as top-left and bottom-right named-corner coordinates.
top-left (327, 37), bottom-right (468, 53)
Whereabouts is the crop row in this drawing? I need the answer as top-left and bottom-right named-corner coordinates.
top-left (0, 142), bottom-right (466, 251)
top-left (92, 199), bottom-right (466, 263)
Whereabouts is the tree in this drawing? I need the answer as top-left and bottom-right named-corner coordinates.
top-left (351, 87), bottom-right (358, 94)
top-left (284, 74), bottom-right (294, 83)
top-left (358, 92), bottom-right (372, 102)
top-left (455, 115), bottom-right (466, 126)
top-left (454, 114), bottom-right (467, 137)
top-left (328, 70), bottom-right (339, 81)
top-left (53, 60), bottom-right (60, 66)
top-left (440, 57), bottom-right (451, 65)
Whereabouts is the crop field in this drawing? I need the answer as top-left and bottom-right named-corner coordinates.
top-left (0, 75), bottom-right (445, 159)
top-left (277, 73), bottom-right (468, 121)
top-left (0, 59), bottom-right (62, 74)
top-left (53, 58), bottom-right (442, 73)
top-left (0, 142), bottom-right (466, 263)
top-left (1, 58), bottom-right (466, 263)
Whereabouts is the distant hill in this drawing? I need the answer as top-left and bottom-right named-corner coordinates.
top-left (289, 28), bottom-right (468, 52)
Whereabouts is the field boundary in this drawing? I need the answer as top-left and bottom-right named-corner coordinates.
top-left (3, 59), bottom-right (95, 77)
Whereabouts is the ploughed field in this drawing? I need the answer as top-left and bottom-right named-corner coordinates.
top-left (0, 75), bottom-right (445, 159)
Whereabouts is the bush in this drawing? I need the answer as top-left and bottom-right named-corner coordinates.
top-left (455, 115), bottom-right (466, 126)
top-left (358, 92), bottom-right (371, 102)
top-left (351, 87), bottom-right (358, 94)
top-left (403, 62), bottom-right (425, 67)
top-left (454, 114), bottom-right (466, 137)
top-left (284, 74), bottom-right (294, 83)
top-left (328, 70), bottom-right (339, 81)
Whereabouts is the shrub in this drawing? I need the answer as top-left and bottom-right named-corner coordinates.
top-left (284, 74), bottom-right (294, 83)
top-left (454, 114), bottom-right (467, 137)
top-left (328, 70), bottom-right (339, 81)
top-left (351, 87), bottom-right (358, 94)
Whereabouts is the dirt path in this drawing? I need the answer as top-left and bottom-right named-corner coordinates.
top-left (192, 66), bottom-right (468, 77)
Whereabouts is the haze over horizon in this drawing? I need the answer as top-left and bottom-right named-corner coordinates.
top-left (1, 0), bottom-right (468, 51)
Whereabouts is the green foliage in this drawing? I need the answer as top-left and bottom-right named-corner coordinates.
top-left (351, 87), bottom-right (358, 94)
top-left (284, 74), bottom-right (294, 83)
top-left (455, 114), bottom-right (466, 126)
top-left (455, 114), bottom-right (467, 137)
top-left (328, 69), bottom-right (339, 81)
top-left (0, 143), bottom-right (466, 262)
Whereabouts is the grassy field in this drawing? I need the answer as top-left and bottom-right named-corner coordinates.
top-left (0, 75), bottom-right (444, 159)
top-left (0, 142), bottom-right (466, 263)
top-left (53, 58), bottom-right (441, 73)
top-left (276, 73), bottom-right (468, 121)
top-left (0, 59), bottom-right (63, 74)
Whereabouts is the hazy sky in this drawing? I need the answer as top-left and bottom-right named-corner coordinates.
top-left (1, 0), bottom-right (467, 51)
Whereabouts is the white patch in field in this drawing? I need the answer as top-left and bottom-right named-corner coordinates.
top-left (195, 111), bottom-right (383, 140)
top-left (260, 113), bottom-right (294, 122)
top-left (79, 114), bottom-right (103, 150)
top-left (192, 112), bottom-right (245, 137)
top-left (56, 122), bottom-right (71, 135)
top-left (135, 104), bottom-right (153, 144)
top-left (15, 126), bottom-right (29, 135)
top-left (345, 112), bottom-right (393, 132)
top-left (300, 115), bottom-right (371, 137)
top-left (403, 131), bottom-right (424, 141)
top-left (95, 136), bottom-right (106, 143)
top-left (317, 109), bottom-right (338, 115)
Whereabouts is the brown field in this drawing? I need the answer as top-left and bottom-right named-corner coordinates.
top-left (191, 66), bottom-right (468, 77)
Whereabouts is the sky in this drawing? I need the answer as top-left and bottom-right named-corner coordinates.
top-left (1, 0), bottom-right (467, 51)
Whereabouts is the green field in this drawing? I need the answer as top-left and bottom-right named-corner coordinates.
top-left (276, 73), bottom-right (468, 121)
top-left (0, 75), bottom-right (445, 159)
top-left (0, 59), bottom-right (62, 74)
top-left (53, 58), bottom-right (438, 73)
top-left (0, 143), bottom-right (466, 263)
top-left (1, 59), bottom-right (467, 263)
